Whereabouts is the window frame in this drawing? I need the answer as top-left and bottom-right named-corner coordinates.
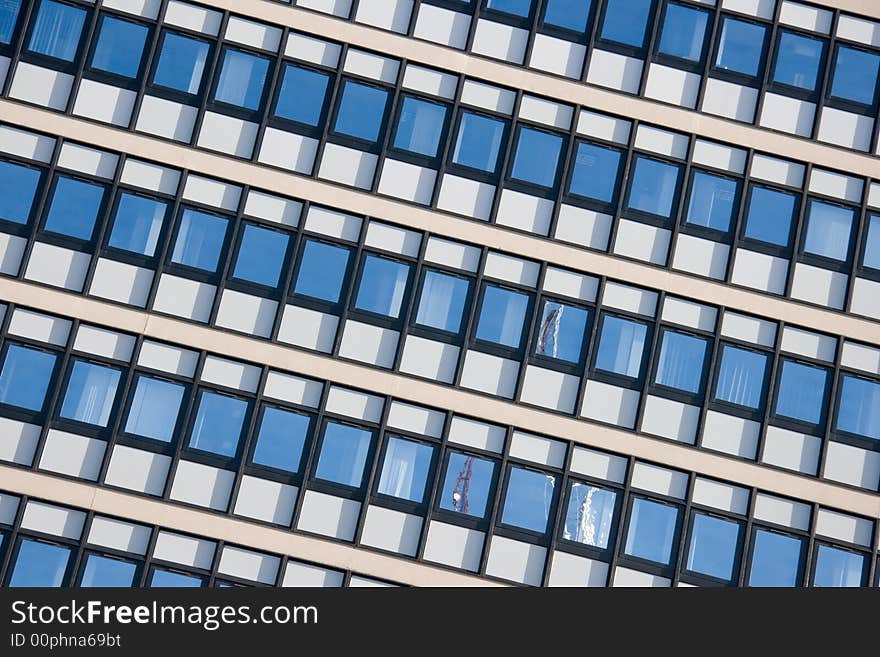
top-left (206, 43), bottom-right (275, 122)
top-left (432, 446), bottom-right (502, 532)
top-left (808, 540), bottom-right (869, 588)
top-left (594, 0), bottom-right (659, 58)
top-left (370, 432), bottom-right (441, 515)
top-left (652, 0), bottom-right (713, 73)
top-left (505, 121), bottom-right (567, 196)
top-left (622, 153), bottom-right (685, 227)
top-left (647, 325), bottom-right (712, 404)
top-left (0, 0), bottom-right (26, 56)
top-left (347, 250), bottom-right (416, 329)
top-left (536, 0), bottom-right (597, 41)
top-left (708, 340), bottom-right (772, 421)
top-left (226, 220), bottom-right (295, 295)
top-left (181, 386), bottom-right (253, 467)
top-left (146, 27), bottom-right (216, 104)
top-left (386, 92), bottom-right (453, 168)
top-left (588, 310), bottom-right (654, 390)
top-left (82, 11), bottom-right (153, 90)
top-left (37, 172), bottom-right (110, 249)
top-left (4, 534), bottom-right (76, 587)
top-left (555, 475), bottom-right (623, 560)
top-left (743, 524), bottom-right (807, 588)
top-left (829, 370), bottom-right (880, 449)
top-left (678, 166), bottom-right (743, 242)
top-left (709, 13), bottom-right (771, 86)
top-left (116, 370), bottom-right (190, 452)
top-left (100, 186), bottom-right (173, 268)
top-left (0, 155), bottom-right (47, 236)
top-left (0, 339), bottom-right (62, 422)
top-left (446, 107), bottom-right (512, 183)
top-left (164, 204), bottom-right (235, 284)
top-left (75, 549), bottom-right (142, 587)
top-left (767, 356), bottom-right (831, 434)
top-left (20, 0), bottom-right (91, 73)
top-left (326, 76), bottom-right (394, 153)
top-left (617, 493), bottom-right (684, 576)
top-left (268, 60), bottom-right (336, 138)
top-left (737, 182), bottom-right (801, 257)
top-left (407, 265), bottom-right (476, 345)
top-left (796, 196), bottom-right (858, 273)
top-left (562, 138), bottom-right (626, 213)
top-left (527, 294), bottom-right (594, 375)
top-left (288, 235), bottom-right (356, 314)
top-left (679, 507), bottom-right (746, 586)
top-left (244, 401), bottom-right (315, 486)
top-left (470, 280), bottom-right (536, 359)
top-left (307, 416), bottom-right (379, 498)
top-left (766, 27), bottom-right (829, 102)
top-left (494, 461), bottom-right (561, 543)
top-left (53, 356), bottom-right (125, 438)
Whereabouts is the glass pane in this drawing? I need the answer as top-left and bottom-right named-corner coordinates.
top-left (44, 176), bottom-right (105, 241)
top-left (377, 436), bottom-right (434, 503)
top-left (773, 31), bottom-right (824, 91)
top-left (150, 569), bottom-right (202, 587)
top-left (393, 96), bottom-right (447, 158)
top-left (27, 0), bottom-right (85, 61)
top-left (715, 17), bottom-right (766, 78)
top-left (486, 0), bottom-right (531, 17)
top-left (0, 160), bottom-right (41, 225)
top-left (543, 0), bottom-right (591, 33)
top-left (91, 16), bottom-right (148, 78)
top-left (686, 514), bottom-right (740, 581)
top-left (354, 255), bottom-right (411, 318)
top-left (501, 467), bottom-right (556, 533)
top-left (595, 315), bottom-right (648, 378)
top-left (569, 142), bottom-right (622, 204)
top-left (654, 331), bottom-right (708, 394)
top-left (333, 81), bottom-right (389, 143)
top-left (124, 376), bottom-right (185, 442)
top-left (658, 3), bottom-right (709, 62)
top-left (294, 240), bottom-right (350, 303)
top-left (743, 186), bottom-right (797, 247)
top-left (774, 360), bottom-right (828, 424)
top-left (510, 127), bottom-right (564, 188)
top-left (534, 300), bottom-right (588, 364)
top-left (600, 0), bottom-right (652, 48)
top-left (189, 392), bottom-right (248, 457)
top-left (275, 65), bottom-right (329, 126)
top-left (0, 0), bottom-right (22, 45)
top-left (562, 482), bottom-right (617, 548)
top-left (627, 157), bottom-right (681, 218)
top-left (863, 215), bottom-right (880, 270)
top-left (80, 555), bottom-right (137, 587)
top-left (414, 270), bottom-right (470, 334)
top-left (836, 375), bottom-right (880, 440)
top-left (171, 208), bottom-right (228, 272)
top-left (59, 361), bottom-right (121, 427)
top-left (714, 345), bottom-right (768, 409)
top-left (233, 224), bottom-right (289, 287)
top-left (475, 285), bottom-right (531, 348)
top-left (748, 529), bottom-right (802, 586)
top-left (107, 193), bottom-right (167, 256)
top-left (439, 451), bottom-right (496, 518)
top-left (9, 539), bottom-right (70, 587)
top-left (813, 545), bottom-right (865, 587)
top-left (0, 344), bottom-right (57, 411)
top-left (152, 32), bottom-right (210, 94)
top-left (624, 498), bottom-right (679, 565)
top-left (251, 406), bottom-right (310, 473)
top-left (314, 422), bottom-right (373, 488)
top-left (831, 45), bottom-right (880, 106)
top-left (452, 112), bottom-right (506, 173)
top-left (686, 171), bottom-right (738, 232)
top-left (214, 49), bottom-right (270, 111)
top-left (803, 200), bottom-right (854, 262)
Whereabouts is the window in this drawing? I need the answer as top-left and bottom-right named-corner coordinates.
top-left (774, 360), bottom-right (828, 425)
top-left (170, 209), bottom-right (229, 273)
top-left (414, 270), bottom-right (470, 334)
top-left (438, 451), bottom-right (496, 518)
top-left (393, 96), bottom-right (448, 158)
top-left (685, 171), bottom-right (738, 233)
top-left (802, 200), bottom-right (854, 262)
top-left (43, 176), bottom-right (105, 241)
top-left (715, 17), bottom-right (767, 79)
top-left (562, 482), bottom-right (617, 548)
top-left (594, 315), bottom-right (648, 379)
top-left (274, 65), bottom-right (330, 126)
top-left (0, 0), bottom-right (22, 45)
top-left (748, 529), bottom-right (803, 587)
top-left (152, 32), bottom-right (210, 95)
top-left (743, 186), bottom-right (797, 247)
top-left (510, 127), bottom-right (564, 188)
top-left (812, 545), bottom-right (865, 587)
top-left (0, 160), bottom-right (41, 225)
top-left (333, 80), bottom-right (389, 143)
top-left (27, 0), bottom-right (85, 61)
top-left (314, 421), bottom-right (373, 488)
top-left (501, 467), bottom-right (556, 533)
top-left (232, 224), bottom-right (289, 288)
top-left (654, 330), bottom-right (708, 394)
top-left (626, 157), bottom-right (681, 219)
top-left (354, 255), bottom-right (411, 319)
top-left (568, 142), bottom-right (622, 204)
top-left (772, 31), bottom-right (824, 92)
top-left (80, 554), bottom-right (137, 587)
top-left (835, 375), bottom-right (880, 440)
top-left (59, 361), bottom-right (121, 427)
top-left (534, 300), bottom-right (589, 364)
top-left (830, 45), bottom-right (880, 107)
top-left (124, 376), bottom-right (185, 442)
top-left (150, 569), bottom-right (203, 587)
top-left (107, 193), bottom-right (167, 257)
top-left (188, 392), bottom-right (248, 458)
top-left (377, 437), bottom-right (434, 503)
top-left (600, 0), bottom-right (652, 48)
top-left (686, 513), bottom-right (740, 582)
top-left (213, 49), bottom-right (270, 111)
top-left (485, 0), bottom-right (531, 18)
top-left (658, 2), bottom-right (709, 62)
top-left (251, 406), bottom-right (310, 473)
top-left (0, 344), bottom-right (57, 412)
top-left (8, 539), bottom-right (70, 587)
top-left (90, 15), bottom-right (148, 79)
top-left (624, 498), bottom-right (679, 565)
top-left (863, 215), bottom-right (880, 270)
top-left (475, 285), bottom-right (531, 349)
top-left (293, 240), bottom-right (350, 304)
top-left (451, 112), bottom-right (506, 174)
top-left (714, 345), bottom-right (768, 410)
top-left (543, 0), bottom-right (591, 33)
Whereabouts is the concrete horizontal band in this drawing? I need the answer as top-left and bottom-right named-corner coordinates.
top-left (2, 101), bottom-right (879, 348)
top-left (0, 277), bottom-right (876, 523)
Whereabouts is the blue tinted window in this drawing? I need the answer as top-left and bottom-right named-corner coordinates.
top-left (9, 539), bottom-right (70, 587)
top-left (188, 392), bottom-right (248, 458)
top-left (686, 513), bottom-right (740, 581)
top-left (252, 406), bottom-right (310, 473)
top-left (774, 360), bottom-right (828, 425)
top-left (595, 315), bottom-right (648, 378)
top-left (439, 451), bottom-right (496, 518)
top-left (233, 225), bottom-right (289, 288)
top-left (152, 32), bottom-right (210, 94)
top-left (475, 285), bottom-right (530, 349)
top-left (486, 0), bottom-right (531, 17)
top-left (44, 176), bottom-right (105, 241)
top-left (501, 467), bottom-right (556, 534)
top-left (534, 300), bottom-right (588, 364)
top-left (80, 555), bottom-right (137, 587)
top-left (831, 46), bottom-right (880, 106)
top-left (91, 16), bottom-right (148, 78)
top-left (569, 142), bottom-right (622, 204)
top-left (627, 157), bottom-right (681, 218)
top-left (213, 49), bottom-right (270, 111)
top-left (27, 0), bottom-right (85, 61)
top-left (393, 96), bottom-right (447, 158)
top-left (510, 127), bottom-right (563, 188)
top-left (714, 345), bottom-right (768, 410)
top-left (108, 193), bottom-right (167, 256)
top-left (0, 345), bottom-right (56, 411)
top-left (748, 529), bottom-right (803, 587)
top-left (773, 31), bottom-right (824, 91)
top-left (715, 17), bottom-right (766, 78)
top-left (562, 482), bottom-right (617, 548)
top-left (654, 331), bottom-right (708, 394)
top-left (315, 422), bottom-right (373, 488)
top-left (354, 255), bottom-right (411, 318)
top-left (414, 270), bottom-right (470, 334)
top-left (294, 240), bottom-right (350, 303)
top-left (150, 569), bottom-right (202, 587)
top-left (124, 376), bottom-right (185, 442)
top-left (836, 375), bottom-right (880, 440)
top-left (274, 65), bottom-right (329, 126)
top-left (813, 545), bottom-right (865, 587)
top-left (59, 361), bottom-right (121, 427)
top-left (863, 215), bottom-right (880, 270)
top-left (600, 0), bottom-right (652, 48)
top-left (743, 186), bottom-right (797, 247)
top-left (171, 209), bottom-right (228, 272)
top-left (0, 0), bottom-right (22, 44)
top-left (543, 0), bottom-right (591, 33)
top-left (658, 3), bottom-right (709, 62)
top-left (624, 498), bottom-right (679, 565)
top-left (377, 437), bottom-right (434, 503)
top-left (803, 200), bottom-right (854, 262)
top-left (452, 112), bottom-right (506, 173)
top-left (333, 81), bottom-right (389, 143)
top-left (0, 160), bottom-right (41, 225)
top-left (686, 172), bottom-right (738, 232)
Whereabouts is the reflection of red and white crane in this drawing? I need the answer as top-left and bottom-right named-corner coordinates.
top-left (451, 456), bottom-right (474, 513)
top-left (537, 304), bottom-right (563, 358)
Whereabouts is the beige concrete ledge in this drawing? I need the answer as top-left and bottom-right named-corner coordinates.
top-left (2, 101), bottom-right (879, 347)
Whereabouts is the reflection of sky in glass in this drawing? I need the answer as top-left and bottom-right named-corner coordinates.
top-left (563, 483), bottom-right (617, 548)
top-left (501, 467), bottom-right (556, 533)
top-left (439, 452), bottom-right (496, 518)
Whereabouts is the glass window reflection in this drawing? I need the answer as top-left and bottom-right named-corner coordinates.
top-left (624, 498), bottom-right (679, 565)
top-left (501, 467), bottom-right (556, 533)
top-left (439, 451), bottom-right (496, 519)
top-left (562, 482), bottom-right (617, 549)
